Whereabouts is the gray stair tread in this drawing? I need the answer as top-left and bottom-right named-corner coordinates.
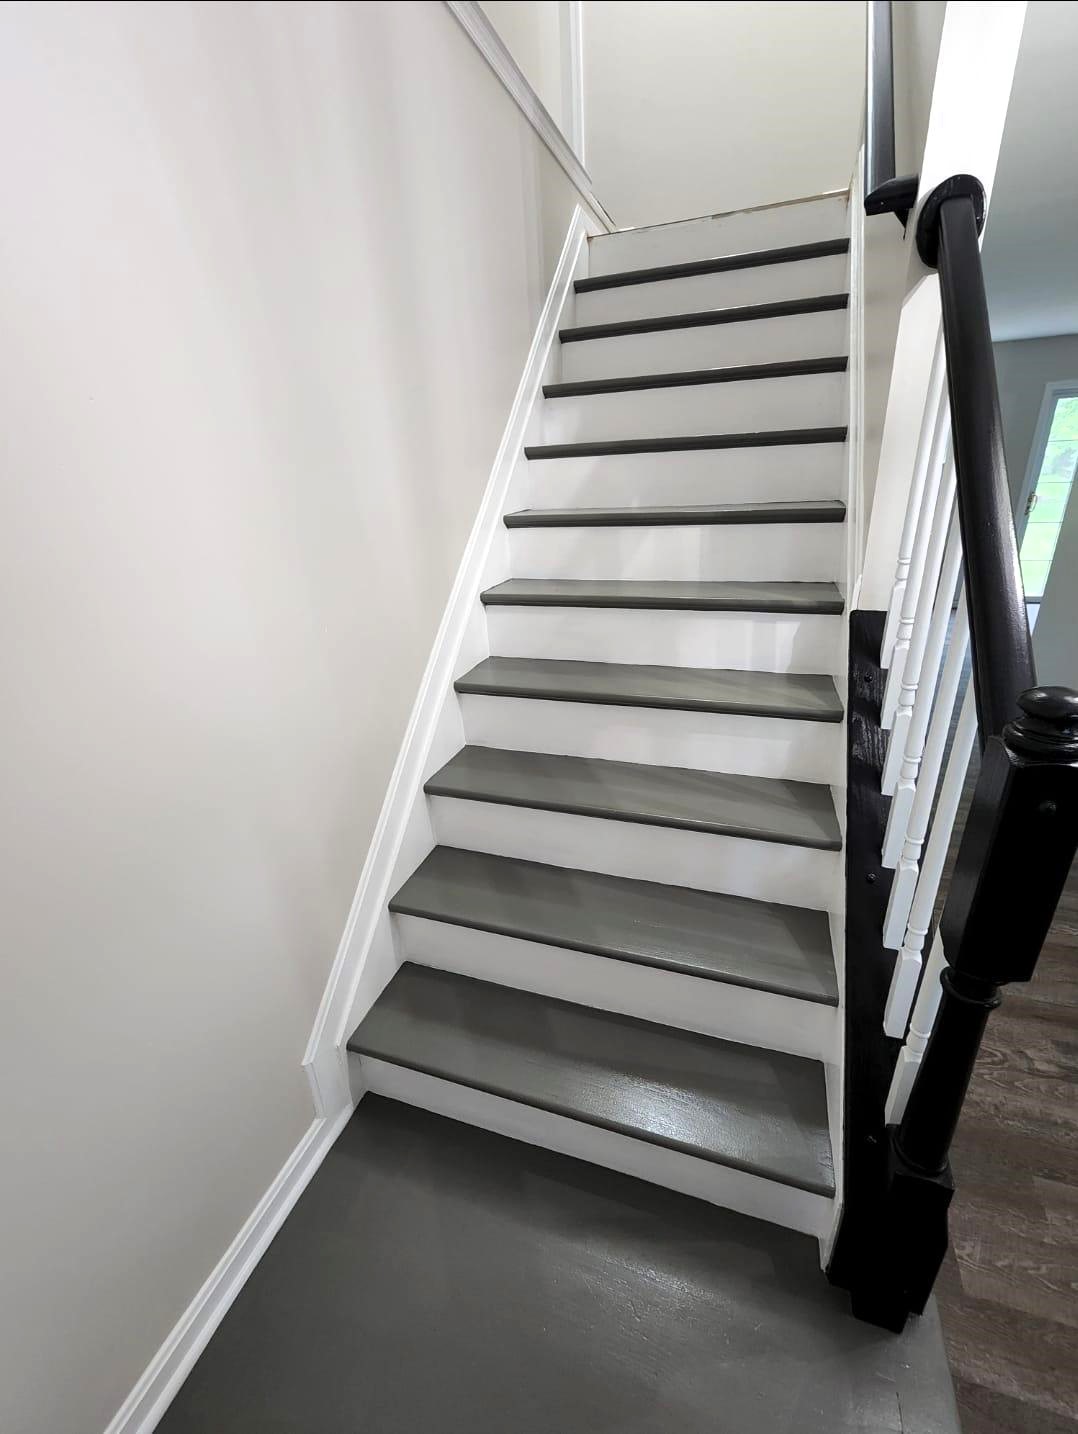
top-left (542, 356), bottom-right (847, 398)
top-left (524, 428), bottom-right (846, 460)
top-left (455, 656), bottom-right (843, 722)
top-left (505, 499), bottom-right (846, 528)
top-left (573, 237), bottom-right (851, 292)
top-left (559, 293), bottom-right (849, 343)
top-left (424, 746), bottom-right (841, 851)
top-left (481, 577), bottom-right (844, 614)
top-left (390, 847), bottom-right (839, 1004)
top-left (349, 964), bottom-right (835, 1196)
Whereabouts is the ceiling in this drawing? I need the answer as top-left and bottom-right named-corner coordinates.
top-left (982, 2), bottom-right (1078, 342)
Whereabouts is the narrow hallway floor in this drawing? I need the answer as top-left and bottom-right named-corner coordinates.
top-left (157, 1096), bottom-right (958, 1433)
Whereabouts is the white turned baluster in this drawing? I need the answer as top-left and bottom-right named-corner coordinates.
top-left (881, 334), bottom-right (948, 676)
top-left (883, 596), bottom-right (970, 937)
top-left (881, 520), bottom-right (963, 859)
top-left (882, 684), bottom-right (977, 1036)
top-left (882, 454), bottom-right (956, 788)
top-left (885, 931), bottom-right (948, 1124)
top-left (882, 406), bottom-right (952, 731)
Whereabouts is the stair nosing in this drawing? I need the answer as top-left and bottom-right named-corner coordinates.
top-left (389, 901), bottom-right (838, 1007)
top-left (574, 237), bottom-right (850, 292)
top-left (559, 292), bottom-right (849, 343)
top-left (424, 749), bottom-right (842, 852)
top-left (480, 579), bottom-right (844, 615)
top-left (454, 658), bottom-right (844, 723)
top-left (542, 355), bottom-right (848, 399)
top-left (349, 966), bottom-right (836, 1198)
top-left (503, 500), bottom-right (846, 529)
top-left (524, 427), bottom-right (847, 460)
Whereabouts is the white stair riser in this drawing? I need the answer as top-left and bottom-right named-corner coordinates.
top-left (459, 693), bottom-right (843, 784)
top-left (507, 521), bottom-right (843, 583)
top-left (395, 915), bottom-right (840, 1062)
top-left (525, 445), bottom-right (845, 509)
top-left (485, 605), bottom-right (842, 674)
top-left (560, 309), bottom-right (849, 382)
top-left (587, 196), bottom-right (849, 275)
top-left (356, 1056), bottom-right (833, 1238)
top-left (542, 372), bottom-right (846, 443)
top-left (428, 796), bottom-right (840, 910)
top-left (576, 253), bottom-right (849, 326)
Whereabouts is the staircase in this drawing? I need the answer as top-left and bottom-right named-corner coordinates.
top-left (349, 194), bottom-right (852, 1247)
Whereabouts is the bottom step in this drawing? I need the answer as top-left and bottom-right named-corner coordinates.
top-left (348, 965), bottom-right (835, 1237)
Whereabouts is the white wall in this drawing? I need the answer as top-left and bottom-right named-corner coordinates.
top-left (582, 0), bottom-right (866, 229)
top-left (0, 4), bottom-right (596, 1432)
top-left (993, 335), bottom-right (1078, 688)
top-left (481, 0), bottom-right (568, 131)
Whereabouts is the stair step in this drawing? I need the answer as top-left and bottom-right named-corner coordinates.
top-left (543, 356), bottom-right (847, 399)
top-left (481, 578), bottom-right (843, 614)
top-left (424, 746), bottom-right (841, 851)
top-left (574, 237), bottom-right (851, 292)
top-left (559, 293), bottom-right (849, 344)
top-left (348, 964), bottom-right (835, 1197)
top-left (455, 656), bottom-right (843, 722)
top-left (390, 847), bottom-right (838, 1005)
top-left (505, 499), bottom-right (846, 529)
top-left (524, 428), bottom-right (846, 461)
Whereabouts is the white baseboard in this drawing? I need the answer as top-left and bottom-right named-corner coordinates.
top-left (103, 1105), bottom-right (352, 1434)
top-left (301, 205), bottom-right (595, 1118)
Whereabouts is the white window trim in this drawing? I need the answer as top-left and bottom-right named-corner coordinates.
top-left (1015, 378), bottom-right (1078, 543)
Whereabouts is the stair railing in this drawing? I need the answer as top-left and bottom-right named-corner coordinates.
top-left (864, 0), bottom-right (918, 224)
top-left (861, 174), bottom-right (1078, 1328)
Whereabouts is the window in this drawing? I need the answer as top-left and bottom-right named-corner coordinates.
top-left (1019, 391), bottom-right (1078, 600)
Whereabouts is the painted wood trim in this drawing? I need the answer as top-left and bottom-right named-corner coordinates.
top-left (444, 2), bottom-right (614, 230)
top-left (302, 207), bottom-right (595, 1114)
top-left (103, 1107), bottom-right (352, 1434)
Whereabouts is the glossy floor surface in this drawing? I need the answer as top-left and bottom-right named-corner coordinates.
top-left (158, 1097), bottom-right (958, 1434)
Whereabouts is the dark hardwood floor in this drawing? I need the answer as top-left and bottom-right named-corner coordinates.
top-left (931, 737), bottom-right (1078, 1432)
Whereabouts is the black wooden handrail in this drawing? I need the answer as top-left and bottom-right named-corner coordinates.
top-left (854, 173), bottom-right (1078, 1330)
top-left (864, 0), bottom-right (918, 224)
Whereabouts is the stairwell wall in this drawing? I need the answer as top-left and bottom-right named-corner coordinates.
top-left (0, 4), bottom-right (604, 1432)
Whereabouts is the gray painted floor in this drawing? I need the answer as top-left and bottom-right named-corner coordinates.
top-left (158, 1097), bottom-right (959, 1433)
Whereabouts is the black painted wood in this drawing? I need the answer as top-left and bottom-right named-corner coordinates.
top-left (424, 746), bottom-right (842, 851)
top-left (505, 500), bottom-right (845, 529)
top-left (826, 611), bottom-right (901, 1314)
top-left (481, 577), bottom-right (845, 614)
top-left (349, 965), bottom-right (836, 1195)
top-left (542, 356), bottom-right (848, 399)
top-left (558, 293), bottom-right (849, 343)
top-left (390, 847), bottom-right (839, 1004)
top-left (454, 656), bottom-right (844, 722)
top-left (574, 238), bottom-right (850, 292)
top-left (932, 193), bottom-right (1035, 743)
top-left (864, 0), bottom-right (918, 222)
top-left (524, 427), bottom-right (847, 460)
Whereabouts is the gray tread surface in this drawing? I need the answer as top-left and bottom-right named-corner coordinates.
top-left (390, 846), bottom-right (838, 1004)
top-left (349, 964), bottom-right (835, 1196)
top-left (504, 499), bottom-right (846, 528)
top-left (524, 427), bottom-right (846, 460)
top-left (559, 292), bottom-right (849, 342)
top-left (542, 355), bottom-right (847, 398)
top-left (424, 745), bottom-right (841, 850)
top-left (455, 655), bottom-right (843, 722)
top-left (573, 237), bottom-right (850, 292)
top-left (481, 577), bottom-right (844, 614)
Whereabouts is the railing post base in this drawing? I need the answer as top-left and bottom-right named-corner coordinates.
top-left (848, 1133), bottom-right (954, 1331)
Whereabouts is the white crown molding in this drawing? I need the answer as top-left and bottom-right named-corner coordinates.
top-left (104, 1106), bottom-right (352, 1434)
top-left (445, 1), bottom-right (615, 231)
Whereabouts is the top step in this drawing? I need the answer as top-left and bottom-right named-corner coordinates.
top-left (588, 194), bottom-right (850, 277)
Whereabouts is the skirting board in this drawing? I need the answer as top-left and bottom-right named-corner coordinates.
top-left (103, 1105), bottom-right (352, 1434)
top-left (302, 204), bottom-right (596, 1118)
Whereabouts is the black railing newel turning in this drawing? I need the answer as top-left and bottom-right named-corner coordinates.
top-left (852, 179), bottom-right (1078, 1331)
top-left (864, 0), bottom-right (918, 224)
